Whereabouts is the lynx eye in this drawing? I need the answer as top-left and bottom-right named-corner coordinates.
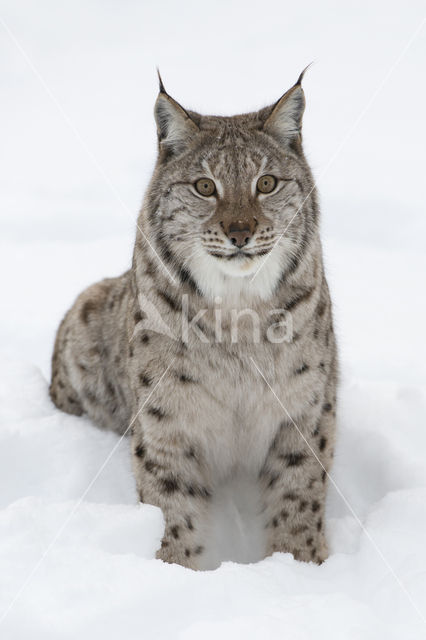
top-left (195, 178), bottom-right (216, 197)
top-left (257, 175), bottom-right (277, 194)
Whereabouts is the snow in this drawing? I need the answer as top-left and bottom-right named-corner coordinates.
top-left (1, 0), bottom-right (426, 637)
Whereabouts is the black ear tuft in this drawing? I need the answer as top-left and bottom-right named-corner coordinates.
top-left (157, 68), bottom-right (167, 94)
top-left (295, 62), bottom-right (313, 86)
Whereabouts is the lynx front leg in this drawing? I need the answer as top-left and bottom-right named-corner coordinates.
top-left (260, 412), bottom-right (335, 565)
top-left (132, 425), bottom-right (212, 570)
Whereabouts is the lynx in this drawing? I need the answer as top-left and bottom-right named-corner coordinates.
top-left (50, 70), bottom-right (337, 570)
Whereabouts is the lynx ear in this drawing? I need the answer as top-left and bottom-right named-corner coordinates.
top-left (154, 76), bottom-right (199, 157)
top-left (264, 68), bottom-right (308, 144)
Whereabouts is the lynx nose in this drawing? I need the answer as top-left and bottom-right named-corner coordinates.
top-left (226, 221), bottom-right (253, 249)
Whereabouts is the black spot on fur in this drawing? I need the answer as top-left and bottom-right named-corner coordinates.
top-left (307, 477), bottom-right (316, 490)
top-left (322, 402), bottom-right (332, 413)
top-left (187, 484), bottom-right (211, 499)
top-left (178, 373), bottom-right (197, 383)
top-left (158, 289), bottom-right (182, 312)
top-left (156, 234), bottom-right (174, 264)
top-left (185, 548), bottom-right (191, 557)
top-left (285, 452), bottom-right (306, 467)
top-left (284, 286), bottom-right (314, 311)
top-left (147, 406), bottom-right (166, 420)
top-left (317, 518), bottom-right (322, 531)
top-left (170, 525), bottom-right (180, 539)
top-left (321, 470), bottom-right (327, 482)
top-left (306, 537), bottom-right (313, 547)
top-left (139, 372), bottom-right (152, 386)
top-left (185, 516), bottom-right (194, 531)
top-left (144, 459), bottom-right (155, 473)
top-left (283, 492), bottom-right (298, 502)
top-left (144, 259), bottom-right (156, 277)
top-left (194, 545), bottom-right (204, 555)
top-left (161, 476), bottom-right (179, 494)
top-left (272, 517), bottom-right (279, 528)
top-left (135, 444), bottom-right (145, 458)
top-left (185, 447), bottom-right (196, 459)
top-left (141, 334), bottom-right (150, 344)
top-left (134, 310), bottom-right (145, 324)
top-left (80, 300), bottom-right (98, 324)
top-left (128, 345), bottom-right (134, 357)
top-left (177, 265), bottom-right (201, 295)
top-left (281, 509), bottom-right (289, 520)
top-left (299, 500), bottom-right (308, 512)
top-left (317, 300), bottom-right (326, 317)
top-left (311, 500), bottom-right (320, 512)
top-left (319, 437), bottom-right (327, 452)
top-left (294, 363), bottom-right (309, 375)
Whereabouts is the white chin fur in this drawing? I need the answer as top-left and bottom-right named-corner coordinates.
top-left (186, 246), bottom-right (285, 304)
top-left (215, 255), bottom-right (263, 278)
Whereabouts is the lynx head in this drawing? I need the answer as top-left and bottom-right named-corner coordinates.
top-left (142, 69), bottom-right (318, 303)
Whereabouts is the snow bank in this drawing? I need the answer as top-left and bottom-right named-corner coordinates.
top-left (1, 362), bottom-right (426, 638)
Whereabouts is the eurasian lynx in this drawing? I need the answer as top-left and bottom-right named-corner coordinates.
top-left (50, 70), bottom-right (337, 570)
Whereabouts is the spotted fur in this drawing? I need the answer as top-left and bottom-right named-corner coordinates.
top-left (50, 73), bottom-right (338, 570)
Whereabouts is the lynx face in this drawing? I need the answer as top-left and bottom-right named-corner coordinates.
top-left (145, 73), bottom-right (317, 302)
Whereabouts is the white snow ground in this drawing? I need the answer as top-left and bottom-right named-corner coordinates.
top-left (1, 1), bottom-right (426, 638)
